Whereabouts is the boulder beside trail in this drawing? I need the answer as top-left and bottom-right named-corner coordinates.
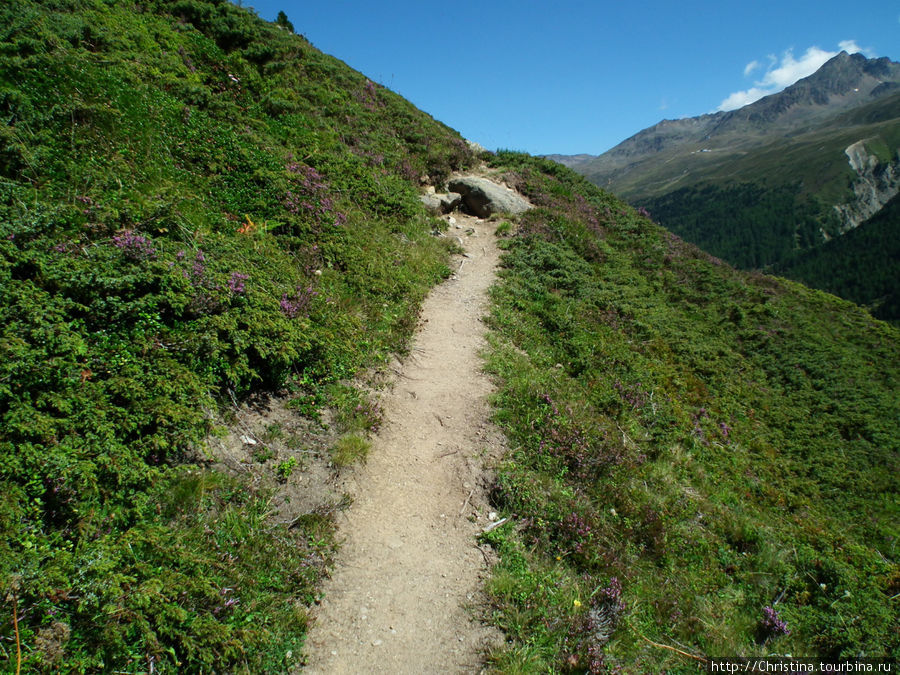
top-left (419, 193), bottom-right (443, 214)
top-left (448, 176), bottom-right (530, 218)
top-left (419, 191), bottom-right (463, 215)
top-left (440, 192), bottom-right (462, 212)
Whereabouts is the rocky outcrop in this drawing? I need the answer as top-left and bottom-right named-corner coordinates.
top-left (440, 192), bottom-right (462, 212)
top-left (833, 142), bottom-right (900, 233)
top-left (466, 139), bottom-right (486, 154)
top-left (447, 176), bottom-right (531, 217)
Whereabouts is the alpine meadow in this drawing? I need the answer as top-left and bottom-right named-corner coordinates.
top-left (1, 1), bottom-right (897, 673)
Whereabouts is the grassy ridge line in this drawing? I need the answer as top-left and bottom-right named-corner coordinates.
top-left (480, 152), bottom-right (898, 672)
top-left (0, 0), bottom-right (475, 671)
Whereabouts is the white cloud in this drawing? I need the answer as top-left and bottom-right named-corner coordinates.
top-left (838, 39), bottom-right (864, 54)
top-left (717, 41), bottom-right (869, 112)
top-left (718, 87), bottom-right (768, 111)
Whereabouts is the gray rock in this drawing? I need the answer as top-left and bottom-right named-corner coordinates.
top-left (420, 191), bottom-right (464, 215)
top-left (447, 176), bottom-right (530, 218)
top-left (419, 193), bottom-right (444, 215)
top-left (440, 192), bottom-right (462, 212)
top-left (833, 141), bottom-right (900, 233)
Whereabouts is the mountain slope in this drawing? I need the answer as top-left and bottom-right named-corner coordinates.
top-left (549, 53), bottom-right (900, 320)
top-left (0, 1), bottom-right (475, 671)
top-left (480, 152), bottom-right (899, 670)
top-left (550, 52), bottom-right (900, 195)
top-left (774, 191), bottom-right (900, 322)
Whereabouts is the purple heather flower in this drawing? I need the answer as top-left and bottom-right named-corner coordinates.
top-left (760, 605), bottom-right (789, 637)
top-left (228, 272), bottom-right (249, 294)
top-left (280, 285), bottom-right (318, 318)
top-left (112, 230), bottom-right (156, 260)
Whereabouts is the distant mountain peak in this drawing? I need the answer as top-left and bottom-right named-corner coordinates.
top-left (796, 50), bottom-right (898, 96)
top-left (718, 52), bottom-right (900, 130)
top-left (549, 52), bottom-right (900, 176)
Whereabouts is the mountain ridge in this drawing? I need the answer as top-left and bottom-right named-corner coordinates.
top-left (549, 51), bottom-right (900, 177)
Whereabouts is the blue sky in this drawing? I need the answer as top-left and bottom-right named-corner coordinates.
top-left (240, 0), bottom-right (899, 155)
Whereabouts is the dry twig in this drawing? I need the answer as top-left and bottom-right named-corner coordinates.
top-left (458, 488), bottom-right (476, 516)
top-left (11, 595), bottom-right (21, 675)
top-left (482, 517), bottom-right (510, 533)
top-left (636, 630), bottom-right (708, 664)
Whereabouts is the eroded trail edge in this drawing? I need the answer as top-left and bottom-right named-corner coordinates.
top-left (302, 213), bottom-right (505, 674)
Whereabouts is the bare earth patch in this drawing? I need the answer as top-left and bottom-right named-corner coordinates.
top-left (301, 212), bottom-right (507, 673)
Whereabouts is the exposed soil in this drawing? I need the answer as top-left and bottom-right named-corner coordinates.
top-left (300, 211), bottom-right (508, 673)
top-left (205, 392), bottom-right (348, 527)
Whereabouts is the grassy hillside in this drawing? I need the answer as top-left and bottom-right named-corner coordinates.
top-left (639, 159), bottom-right (900, 324)
top-left (480, 153), bottom-right (899, 671)
top-left (0, 1), bottom-right (474, 671)
top-left (635, 182), bottom-right (832, 270)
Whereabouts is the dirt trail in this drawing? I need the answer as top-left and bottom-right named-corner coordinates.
top-left (301, 212), bottom-right (506, 674)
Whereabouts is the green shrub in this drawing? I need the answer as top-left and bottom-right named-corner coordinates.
top-left (276, 457), bottom-right (298, 481)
